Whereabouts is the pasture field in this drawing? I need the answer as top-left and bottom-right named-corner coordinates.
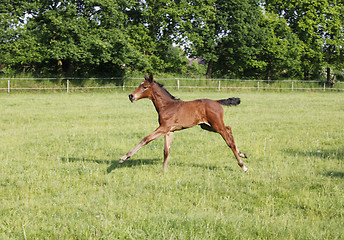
top-left (0, 90), bottom-right (343, 239)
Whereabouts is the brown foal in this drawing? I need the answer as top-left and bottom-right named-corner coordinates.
top-left (119, 73), bottom-right (248, 173)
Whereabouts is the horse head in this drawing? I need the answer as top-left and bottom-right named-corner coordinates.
top-left (129, 73), bottom-right (154, 102)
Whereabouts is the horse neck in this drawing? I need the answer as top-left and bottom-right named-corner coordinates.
top-left (151, 84), bottom-right (177, 113)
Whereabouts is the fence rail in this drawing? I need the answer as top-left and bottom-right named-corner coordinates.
top-left (1, 77), bottom-right (344, 92)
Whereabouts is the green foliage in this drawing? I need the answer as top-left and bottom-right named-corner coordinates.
top-left (0, 0), bottom-right (343, 80)
top-left (213, 1), bottom-right (303, 80)
top-left (163, 45), bottom-right (189, 74)
top-left (0, 0), bottom-right (143, 76)
top-left (214, 0), bottom-right (267, 78)
top-left (256, 12), bottom-right (303, 79)
top-left (265, 0), bottom-right (344, 81)
top-left (186, 60), bottom-right (207, 77)
top-left (177, 0), bottom-right (217, 75)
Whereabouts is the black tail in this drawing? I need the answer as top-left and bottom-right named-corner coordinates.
top-left (217, 97), bottom-right (240, 106)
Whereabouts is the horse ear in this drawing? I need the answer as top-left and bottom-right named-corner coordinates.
top-left (144, 73), bottom-right (149, 81)
top-left (148, 73), bottom-right (154, 83)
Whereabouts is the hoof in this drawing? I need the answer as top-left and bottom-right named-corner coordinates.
top-left (239, 152), bottom-right (248, 158)
top-left (243, 166), bottom-right (248, 172)
top-left (119, 156), bottom-right (129, 163)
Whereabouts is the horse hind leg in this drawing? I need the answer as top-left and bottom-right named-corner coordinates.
top-left (201, 122), bottom-right (248, 172)
top-left (226, 132), bottom-right (248, 172)
top-left (228, 137), bottom-right (248, 172)
top-left (217, 125), bottom-right (248, 172)
top-left (226, 126), bottom-right (248, 159)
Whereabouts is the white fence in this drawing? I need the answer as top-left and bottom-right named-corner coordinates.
top-left (1, 77), bottom-right (344, 92)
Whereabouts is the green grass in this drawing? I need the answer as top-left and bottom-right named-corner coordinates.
top-left (0, 91), bottom-right (343, 239)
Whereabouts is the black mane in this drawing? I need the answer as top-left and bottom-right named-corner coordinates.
top-left (155, 81), bottom-right (179, 100)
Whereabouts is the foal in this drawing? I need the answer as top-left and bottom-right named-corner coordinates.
top-left (119, 73), bottom-right (248, 173)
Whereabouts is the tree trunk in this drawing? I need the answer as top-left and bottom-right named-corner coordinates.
top-left (67, 60), bottom-right (74, 75)
top-left (57, 60), bottom-right (63, 77)
top-left (206, 59), bottom-right (213, 79)
top-left (267, 69), bottom-right (271, 84)
top-left (326, 67), bottom-right (334, 88)
top-left (304, 70), bottom-right (310, 80)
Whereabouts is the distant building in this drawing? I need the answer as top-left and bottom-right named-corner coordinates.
top-left (188, 58), bottom-right (205, 66)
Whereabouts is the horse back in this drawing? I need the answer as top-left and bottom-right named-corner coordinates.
top-left (172, 99), bottom-right (223, 128)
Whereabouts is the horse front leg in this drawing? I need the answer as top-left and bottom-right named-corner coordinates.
top-left (163, 132), bottom-right (174, 173)
top-left (119, 126), bottom-right (169, 163)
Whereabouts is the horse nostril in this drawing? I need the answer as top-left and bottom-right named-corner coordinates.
top-left (129, 94), bottom-right (134, 102)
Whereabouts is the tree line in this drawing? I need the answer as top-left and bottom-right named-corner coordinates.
top-left (1, 0), bottom-right (343, 84)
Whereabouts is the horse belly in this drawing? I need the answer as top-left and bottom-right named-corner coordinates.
top-left (174, 101), bottom-right (207, 128)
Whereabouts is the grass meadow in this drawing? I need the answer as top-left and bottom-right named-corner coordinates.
top-left (0, 90), bottom-right (343, 239)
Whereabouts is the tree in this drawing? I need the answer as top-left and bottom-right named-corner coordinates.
top-left (3, 0), bottom-right (332, 80)
top-left (178, 0), bottom-right (300, 80)
top-left (0, 0), bottom-right (146, 76)
top-left (0, 1), bottom-right (42, 73)
top-left (214, 0), bottom-right (266, 78)
top-left (28, 0), bottom-right (143, 76)
top-left (265, 0), bottom-right (344, 83)
top-left (256, 12), bottom-right (302, 80)
top-left (177, 0), bottom-right (217, 78)
top-left (321, 1), bottom-right (344, 86)
top-left (163, 45), bottom-right (189, 73)
top-left (125, 0), bottom-right (186, 72)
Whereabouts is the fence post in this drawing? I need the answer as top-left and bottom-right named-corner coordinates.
top-left (257, 81), bottom-right (260, 91)
top-left (177, 79), bottom-right (180, 90)
top-left (123, 79), bottom-right (125, 90)
top-left (292, 81), bottom-right (294, 91)
top-left (8, 80), bottom-right (10, 93)
top-left (67, 79), bottom-right (69, 93)
top-left (218, 80), bottom-right (221, 91)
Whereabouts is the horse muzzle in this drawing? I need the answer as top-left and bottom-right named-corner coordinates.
top-left (129, 94), bottom-right (135, 102)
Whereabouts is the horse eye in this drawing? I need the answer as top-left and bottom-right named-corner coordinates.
top-left (143, 86), bottom-right (148, 89)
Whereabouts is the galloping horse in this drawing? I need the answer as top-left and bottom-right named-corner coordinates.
top-left (120, 73), bottom-right (248, 173)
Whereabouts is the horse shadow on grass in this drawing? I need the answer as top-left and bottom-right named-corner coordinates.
top-left (322, 171), bottom-right (344, 179)
top-left (106, 158), bottom-right (161, 173)
top-left (171, 161), bottom-right (234, 172)
top-left (284, 148), bottom-right (344, 160)
top-left (60, 157), bottom-right (160, 173)
top-left (60, 157), bottom-right (233, 173)
top-left (284, 148), bottom-right (344, 179)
